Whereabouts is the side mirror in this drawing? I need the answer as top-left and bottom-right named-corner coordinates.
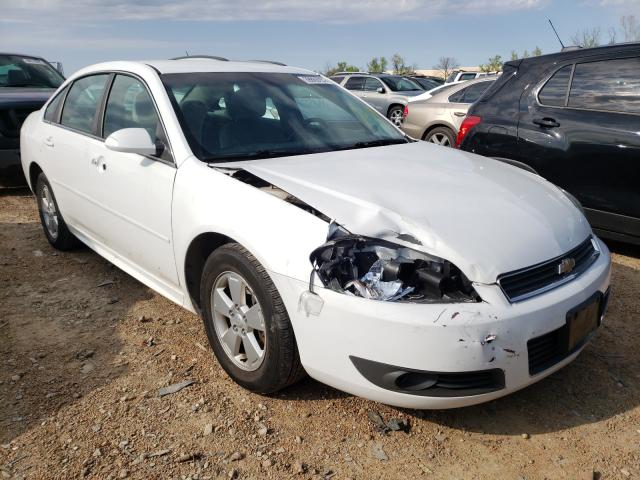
top-left (105, 128), bottom-right (157, 156)
top-left (376, 87), bottom-right (385, 94)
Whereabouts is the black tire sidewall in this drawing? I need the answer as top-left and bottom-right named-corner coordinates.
top-left (200, 245), bottom-right (290, 393)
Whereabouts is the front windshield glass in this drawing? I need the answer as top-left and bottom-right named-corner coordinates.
top-left (380, 76), bottom-right (422, 92)
top-left (0, 55), bottom-right (64, 88)
top-left (162, 72), bottom-right (407, 162)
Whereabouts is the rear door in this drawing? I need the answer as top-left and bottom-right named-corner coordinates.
top-left (44, 74), bottom-right (111, 230)
top-left (518, 56), bottom-right (640, 226)
top-left (84, 73), bottom-right (180, 291)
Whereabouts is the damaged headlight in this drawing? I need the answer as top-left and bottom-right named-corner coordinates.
top-left (309, 236), bottom-right (481, 303)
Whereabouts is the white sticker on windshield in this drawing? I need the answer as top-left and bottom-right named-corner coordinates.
top-left (23, 58), bottom-right (46, 65)
top-left (297, 75), bottom-right (332, 85)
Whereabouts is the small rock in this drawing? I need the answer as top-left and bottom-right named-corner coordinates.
top-left (521, 433), bottom-right (530, 440)
top-left (118, 469), bottom-right (128, 479)
top-left (80, 363), bottom-right (94, 374)
top-left (620, 468), bottom-right (631, 477)
top-left (258, 426), bottom-right (268, 436)
top-left (158, 380), bottom-right (194, 397)
top-left (203, 423), bottom-right (213, 436)
top-left (93, 448), bottom-right (102, 457)
top-left (119, 440), bottom-right (129, 449)
top-left (176, 453), bottom-right (196, 463)
top-left (229, 451), bottom-right (244, 462)
top-left (262, 459), bottom-right (274, 468)
top-left (370, 442), bottom-right (388, 461)
top-left (33, 250), bottom-right (43, 257)
top-left (11, 375), bottom-right (21, 382)
top-left (293, 462), bottom-right (306, 474)
top-left (228, 469), bottom-right (238, 479)
top-left (295, 436), bottom-right (303, 444)
top-left (92, 424), bottom-right (101, 433)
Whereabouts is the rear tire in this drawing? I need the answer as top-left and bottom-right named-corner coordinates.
top-left (424, 126), bottom-right (455, 147)
top-left (200, 243), bottom-right (305, 393)
top-left (35, 173), bottom-right (81, 251)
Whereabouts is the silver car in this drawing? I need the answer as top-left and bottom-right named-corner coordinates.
top-left (330, 73), bottom-right (423, 126)
top-left (401, 78), bottom-right (495, 147)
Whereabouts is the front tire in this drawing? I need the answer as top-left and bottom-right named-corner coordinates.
top-left (200, 243), bottom-right (305, 393)
top-left (36, 173), bottom-right (80, 250)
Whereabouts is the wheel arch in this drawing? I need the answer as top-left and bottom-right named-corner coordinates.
top-left (386, 103), bottom-right (405, 117)
top-left (184, 231), bottom-right (236, 313)
top-left (421, 123), bottom-right (456, 141)
top-left (28, 162), bottom-right (43, 193)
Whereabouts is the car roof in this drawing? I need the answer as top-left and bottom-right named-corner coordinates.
top-left (513, 41), bottom-right (640, 68)
top-left (73, 59), bottom-right (315, 77)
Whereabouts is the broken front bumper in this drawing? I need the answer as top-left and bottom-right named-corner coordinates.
top-left (269, 238), bottom-right (611, 409)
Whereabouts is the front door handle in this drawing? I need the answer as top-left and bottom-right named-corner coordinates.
top-left (44, 137), bottom-right (54, 147)
top-left (454, 111), bottom-right (466, 117)
top-left (533, 117), bottom-right (560, 128)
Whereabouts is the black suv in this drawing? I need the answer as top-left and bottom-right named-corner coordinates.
top-left (1, 53), bottom-right (64, 187)
top-left (458, 43), bottom-right (640, 245)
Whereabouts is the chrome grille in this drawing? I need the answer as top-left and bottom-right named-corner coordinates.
top-left (498, 237), bottom-right (599, 302)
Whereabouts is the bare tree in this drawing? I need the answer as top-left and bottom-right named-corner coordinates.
top-left (608, 26), bottom-right (617, 44)
top-left (433, 56), bottom-right (459, 81)
top-left (620, 15), bottom-right (640, 41)
top-left (571, 27), bottom-right (601, 48)
top-left (391, 53), bottom-right (405, 74)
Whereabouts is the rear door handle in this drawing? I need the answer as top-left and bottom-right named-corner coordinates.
top-left (454, 111), bottom-right (466, 117)
top-left (533, 117), bottom-right (560, 128)
top-left (44, 137), bottom-right (54, 147)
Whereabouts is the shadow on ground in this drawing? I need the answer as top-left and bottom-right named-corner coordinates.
top-left (0, 219), bottom-right (153, 443)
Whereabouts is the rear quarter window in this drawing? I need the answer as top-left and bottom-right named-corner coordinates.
top-left (538, 65), bottom-right (572, 107)
top-left (43, 86), bottom-right (68, 123)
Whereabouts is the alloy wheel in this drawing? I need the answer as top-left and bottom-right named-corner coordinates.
top-left (40, 184), bottom-right (59, 239)
top-left (389, 109), bottom-right (404, 126)
top-left (210, 271), bottom-right (266, 371)
top-left (428, 132), bottom-right (451, 147)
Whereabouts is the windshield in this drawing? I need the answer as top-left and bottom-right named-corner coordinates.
top-left (162, 72), bottom-right (407, 162)
top-left (379, 76), bottom-right (422, 92)
top-left (0, 55), bottom-right (64, 88)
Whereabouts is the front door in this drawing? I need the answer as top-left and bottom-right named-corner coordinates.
top-left (84, 74), bottom-right (180, 293)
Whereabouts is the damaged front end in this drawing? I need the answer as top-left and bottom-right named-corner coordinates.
top-left (310, 234), bottom-right (480, 303)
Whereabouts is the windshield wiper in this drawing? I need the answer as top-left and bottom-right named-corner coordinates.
top-left (336, 138), bottom-right (408, 151)
top-left (205, 147), bottom-right (327, 163)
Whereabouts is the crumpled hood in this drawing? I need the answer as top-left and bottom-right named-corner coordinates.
top-left (214, 142), bottom-right (591, 284)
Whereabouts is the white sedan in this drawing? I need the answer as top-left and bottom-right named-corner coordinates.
top-left (20, 59), bottom-right (611, 409)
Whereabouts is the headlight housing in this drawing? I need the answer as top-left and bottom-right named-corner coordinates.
top-left (309, 235), bottom-right (480, 303)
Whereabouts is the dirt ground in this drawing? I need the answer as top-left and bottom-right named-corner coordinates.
top-left (1, 190), bottom-right (639, 480)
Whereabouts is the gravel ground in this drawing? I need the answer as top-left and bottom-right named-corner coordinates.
top-left (1, 190), bottom-right (639, 480)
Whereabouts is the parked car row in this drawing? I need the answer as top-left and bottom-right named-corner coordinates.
top-left (20, 55), bottom-right (612, 409)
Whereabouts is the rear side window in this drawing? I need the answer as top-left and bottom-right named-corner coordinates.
top-left (462, 81), bottom-right (492, 103)
top-left (43, 86), bottom-right (68, 123)
top-left (330, 75), bottom-right (345, 84)
top-left (103, 74), bottom-right (160, 139)
top-left (569, 57), bottom-right (640, 114)
top-left (60, 74), bottom-right (109, 134)
top-left (538, 65), bottom-right (572, 107)
top-left (344, 76), bottom-right (365, 91)
top-left (459, 73), bottom-right (476, 81)
top-left (449, 87), bottom-right (467, 103)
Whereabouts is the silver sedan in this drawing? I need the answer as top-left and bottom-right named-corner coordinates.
top-left (401, 78), bottom-right (495, 147)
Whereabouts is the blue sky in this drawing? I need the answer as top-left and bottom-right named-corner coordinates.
top-left (0, 0), bottom-right (637, 75)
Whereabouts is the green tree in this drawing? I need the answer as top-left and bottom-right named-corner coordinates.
top-left (533, 46), bottom-right (542, 56)
top-left (391, 53), bottom-right (405, 74)
top-left (522, 50), bottom-right (530, 58)
top-left (510, 50), bottom-right (518, 61)
top-left (367, 56), bottom-right (388, 73)
top-left (324, 61), bottom-right (359, 76)
top-left (480, 55), bottom-right (503, 73)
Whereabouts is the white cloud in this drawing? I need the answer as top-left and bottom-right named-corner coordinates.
top-left (0, 0), bottom-right (548, 23)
